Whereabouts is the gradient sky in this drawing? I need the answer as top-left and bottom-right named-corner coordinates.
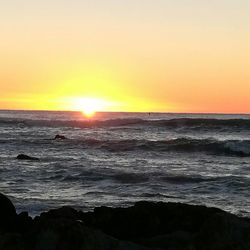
top-left (1, 0), bottom-right (250, 113)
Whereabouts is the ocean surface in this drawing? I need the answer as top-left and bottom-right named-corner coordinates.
top-left (0, 110), bottom-right (249, 217)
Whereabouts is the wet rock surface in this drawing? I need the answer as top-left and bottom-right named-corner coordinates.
top-left (0, 193), bottom-right (249, 250)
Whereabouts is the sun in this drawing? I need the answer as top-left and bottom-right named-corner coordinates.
top-left (72, 97), bottom-right (109, 117)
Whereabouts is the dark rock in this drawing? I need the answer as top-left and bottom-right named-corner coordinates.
top-left (195, 212), bottom-right (250, 250)
top-left (0, 194), bottom-right (34, 237)
top-left (0, 194), bottom-right (250, 250)
top-left (54, 134), bottom-right (67, 140)
top-left (28, 217), bottom-right (152, 250)
top-left (39, 206), bottom-right (79, 220)
top-left (0, 193), bottom-right (17, 232)
top-left (81, 201), bottom-right (250, 249)
top-left (15, 212), bottom-right (33, 233)
top-left (81, 201), bottom-right (222, 240)
top-left (16, 154), bottom-right (39, 161)
top-left (0, 233), bottom-right (22, 250)
top-left (0, 193), bottom-right (16, 218)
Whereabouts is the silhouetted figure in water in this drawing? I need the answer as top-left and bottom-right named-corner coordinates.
top-left (54, 134), bottom-right (67, 140)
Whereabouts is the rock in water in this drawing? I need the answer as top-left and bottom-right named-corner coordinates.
top-left (16, 154), bottom-right (39, 161)
top-left (54, 134), bottom-right (67, 140)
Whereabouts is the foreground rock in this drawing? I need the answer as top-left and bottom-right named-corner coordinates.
top-left (80, 201), bottom-right (250, 250)
top-left (0, 193), bottom-right (249, 250)
top-left (0, 193), bottom-right (17, 232)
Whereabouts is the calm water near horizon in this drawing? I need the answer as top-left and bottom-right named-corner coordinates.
top-left (0, 110), bottom-right (249, 217)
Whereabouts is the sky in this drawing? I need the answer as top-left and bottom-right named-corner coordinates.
top-left (1, 0), bottom-right (250, 113)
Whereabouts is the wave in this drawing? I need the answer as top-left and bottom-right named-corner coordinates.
top-left (0, 117), bottom-right (145, 128)
top-left (112, 172), bottom-right (149, 183)
top-left (160, 175), bottom-right (212, 184)
top-left (3, 136), bottom-right (250, 157)
top-left (152, 118), bottom-right (250, 129)
top-left (41, 169), bottom-right (249, 187)
top-left (162, 174), bottom-right (250, 190)
top-left (2, 135), bottom-right (250, 157)
top-left (1, 117), bottom-right (250, 130)
top-left (72, 138), bottom-right (250, 157)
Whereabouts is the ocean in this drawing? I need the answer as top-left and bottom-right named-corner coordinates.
top-left (0, 110), bottom-right (249, 217)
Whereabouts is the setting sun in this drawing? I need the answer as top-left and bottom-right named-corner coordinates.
top-left (71, 97), bottom-right (110, 117)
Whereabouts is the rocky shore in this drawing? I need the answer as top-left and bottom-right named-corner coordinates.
top-left (0, 193), bottom-right (249, 250)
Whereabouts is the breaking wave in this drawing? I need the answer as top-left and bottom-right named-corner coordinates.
top-left (79, 138), bottom-right (250, 156)
top-left (2, 135), bottom-right (250, 157)
top-left (38, 169), bottom-right (249, 187)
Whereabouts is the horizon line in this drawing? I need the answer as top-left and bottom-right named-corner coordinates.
top-left (0, 108), bottom-right (249, 116)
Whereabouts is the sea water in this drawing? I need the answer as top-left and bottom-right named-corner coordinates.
top-left (0, 110), bottom-right (249, 217)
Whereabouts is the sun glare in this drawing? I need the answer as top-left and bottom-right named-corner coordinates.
top-left (72, 97), bottom-right (109, 117)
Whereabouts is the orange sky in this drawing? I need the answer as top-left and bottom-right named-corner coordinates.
top-left (1, 1), bottom-right (250, 113)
